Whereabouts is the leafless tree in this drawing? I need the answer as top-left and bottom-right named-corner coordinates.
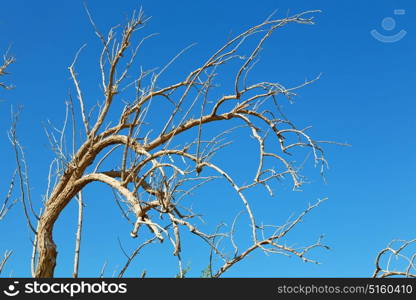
top-left (9, 8), bottom-right (338, 278)
top-left (372, 239), bottom-right (416, 278)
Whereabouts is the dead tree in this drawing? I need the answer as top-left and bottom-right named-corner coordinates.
top-left (29, 8), bottom-right (335, 277)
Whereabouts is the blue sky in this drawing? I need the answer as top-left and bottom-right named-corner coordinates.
top-left (0, 0), bottom-right (415, 277)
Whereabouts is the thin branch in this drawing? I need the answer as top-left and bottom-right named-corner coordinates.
top-left (0, 250), bottom-right (12, 275)
top-left (73, 192), bottom-right (84, 278)
top-left (8, 107), bottom-right (37, 233)
top-left (69, 44), bottom-right (90, 135)
top-left (0, 170), bottom-right (17, 221)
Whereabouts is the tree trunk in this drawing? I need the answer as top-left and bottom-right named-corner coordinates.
top-left (34, 219), bottom-right (57, 277)
top-left (34, 177), bottom-right (84, 277)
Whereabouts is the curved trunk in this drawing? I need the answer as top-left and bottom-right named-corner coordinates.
top-left (34, 178), bottom-right (85, 277)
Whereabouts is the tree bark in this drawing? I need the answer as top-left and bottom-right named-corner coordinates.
top-left (34, 176), bottom-right (85, 277)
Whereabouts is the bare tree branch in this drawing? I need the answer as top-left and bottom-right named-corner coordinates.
top-left (72, 192), bottom-right (84, 278)
top-left (8, 107), bottom-right (37, 234)
top-left (372, 239), bottom-right (416, 278)
top-left (69, 44), bottom-right (90, 135)
top-left (0, 250), bottom-right (12, 275)
top-left (0, 48), bottom-right (15, 90)
top-left (118, 236), bottom-right (158, 278)
top-left (213, 199), bottom-right (328, 277)
top-left (0, 170), bottom-right (17, 221)
top-left (29, 8), bottom-right (335, 278)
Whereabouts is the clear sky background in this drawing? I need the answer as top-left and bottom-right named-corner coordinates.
top-left (0, 0), bottom-right (415, 278)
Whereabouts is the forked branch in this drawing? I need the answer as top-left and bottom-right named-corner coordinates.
top-left (32, 8), bottom-right (332, 278)
top-left (372, 239), bottom-right (416, 278)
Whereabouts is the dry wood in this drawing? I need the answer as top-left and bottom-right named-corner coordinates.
top-left (17, 8), bottom-right (335, 277)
